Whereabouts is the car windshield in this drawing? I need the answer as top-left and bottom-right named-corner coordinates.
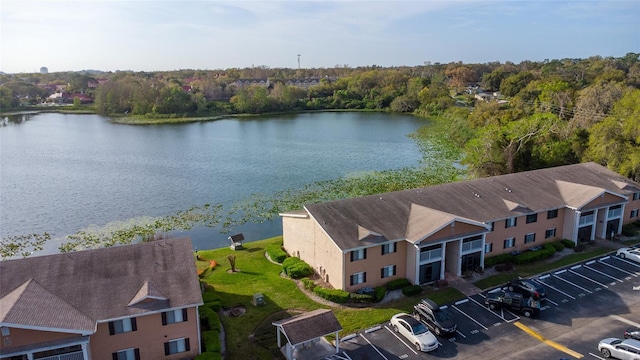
top-left (434, 311), bottom-right (451, 322)
top-left (413, 323), bottom-right (428, 335)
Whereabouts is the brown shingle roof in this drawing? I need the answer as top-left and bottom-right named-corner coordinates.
top-left (0, 238), bottom-right (202, 332)
top-left (303, 162), bottom-right (638, 251)
top-left (272, 309), bottom-right (342, 346)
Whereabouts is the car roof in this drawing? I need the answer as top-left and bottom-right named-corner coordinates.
top-left (396, 314), bottom-right (422, 326)
top-left (622, 338), bottom-right (640, 348)
top-left (420, 298), bottom-right (440, 311)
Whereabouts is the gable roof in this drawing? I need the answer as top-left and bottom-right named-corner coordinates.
top-left (272, 309), bottom-right (342, 346)
top-left (0, 238), bottom-right (202, 332)
top-left (302, 162), bottom-right (638, 251)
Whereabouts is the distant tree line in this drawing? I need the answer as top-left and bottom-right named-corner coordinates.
top-left (1, 54), bottom-right (639, 181)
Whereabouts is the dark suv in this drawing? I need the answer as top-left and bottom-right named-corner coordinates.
top-left (413, 298), bottom-right (457, 336)
top-left (507, 278), bottom-right (547, 300)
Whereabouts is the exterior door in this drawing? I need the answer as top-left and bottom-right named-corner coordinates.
top-left (606, 219), bottom-right (620, 239)
top-left (461, 252), bottom-right (480, 273)
top-left (419, 262), bottom-right (441, 284)
top-left (577, 226), bottom-right (592, 243)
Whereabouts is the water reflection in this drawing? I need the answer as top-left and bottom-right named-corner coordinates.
top-left (1, 113), bottom-right (35, 125)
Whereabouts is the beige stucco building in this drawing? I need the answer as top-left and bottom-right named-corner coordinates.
top-left (281, 162), bottom-right (640, 292)
top-left (0, 238), bottom-right (202, 360)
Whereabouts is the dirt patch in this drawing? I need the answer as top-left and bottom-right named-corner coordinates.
top-left (221, 305), bottom-right (246, 317)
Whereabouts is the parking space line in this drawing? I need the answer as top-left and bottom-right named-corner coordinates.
top-left (598, 259), bottom-right (638, 277)
top-left (583, 264), bottom-right (623, 283)
top-left (384, 325), bottom-right (418, 355)
top-left (455, 329), bottom-right (466, 338)
top-left (513, 321), bottom-right (584, 359)
top-left (569, 269), bottom-right (608, 288)
top-left (610, 314), bottom-right (640, 328)
top-left (468, 296), bottom-right (513, 321)
top-left (552, 274), bottom-right (593, 293)
top-left (359, 333), bottom-right (390, 360)
top-left (589, 352), bottom-right (606, 359)
top-left (611, 255), bottom-right (640, 269)
top-left (451, 304), bottom-right (489, 330)
top-left (537, 279), bottom-right (576, 300)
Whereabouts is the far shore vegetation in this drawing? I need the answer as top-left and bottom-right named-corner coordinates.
top-left (1, 53), bottom-right (639, 255)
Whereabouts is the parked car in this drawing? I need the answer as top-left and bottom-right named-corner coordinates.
top-left (598, 338), bottom-right (640, 359)
top-left (485, 290), bottom-right (540, 317)
top-left (625, 327), bottom-right (640, 341)
top-left (413, 298), bottom-right (457, 336)
top-left (390, 313), bottom-right (439, 352)
top-left (507, 278), bottom-right (547, 300)
top-left (616, 247), bottom-right (640, 263)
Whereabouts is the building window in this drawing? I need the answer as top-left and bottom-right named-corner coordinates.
top-left (547, 209), bottom-right (558, 219)
top-left (608, 205), bottom-right (622, 218)
top-left (350, 248), bottom-right (366, 262)
top-left (0, 327), bottom-right (9, 336)
top-left (526, 213), bottom-right (538, 224)
top-left (579, 211), bottom-right (594, 226)
top-left (381, 265), bottom-right (396, 278)
top-left (484, 243), bottom-right (493, 253)
top-left (350, 272), bottom-right (366, 285)
top-left (545, 228), bottom-right (556, 239)
top-left (164, 338), bottom-right (190, 356)
top-left (524, 233), bottom-right (536, 244)
top-left (504, 237), bottom-right (515, 249)
top-left (631, 209), bottom-right (639, 218)
top-left (162, 309), bottom-right (188, 325)
top-left (381, 243), bottom-right (397, 255)
top-left (113, 349), bottom-right (140, 360)
top-left (462, 235), bottom-right (483, 252)
top-left (109, 318), bottom-right (137, 335)
top-left (505, 217), bottom-right (517, 228)
top-left (634, 192), bottom-right (640, 201)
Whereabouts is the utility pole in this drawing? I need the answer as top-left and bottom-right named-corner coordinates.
top-left (297, 54), bottom-right (301, 69)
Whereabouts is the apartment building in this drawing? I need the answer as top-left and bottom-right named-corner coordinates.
top-left (280, 162), bottom-right (640, 292)
top-left (0, 238), bottom-right (202, 360)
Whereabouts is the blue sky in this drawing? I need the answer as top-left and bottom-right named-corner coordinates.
top-left (1, 0), bottom-right (638, 73)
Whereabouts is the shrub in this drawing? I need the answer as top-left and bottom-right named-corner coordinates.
top-left (199, 306), bottom-right (221, 331)
top-left (266, 243), bottom-right (288, 263)
top-left (385, 278), bottom-right (410, 290)
top-left (373, 286), bottom-right (387, 302)
top-left (301, 277), bottom-right (316, 291)
top-left (574, 244), bottom-right (586, 252)
top-left (202, 330), bottom-right (221, 353)
top-left (401, 285), bottom-right (422, 297)
top-left (495, 262), bottom-right (513, 272)
top-left (484, 253), bottom-right (512, 267)
top-left (313, 287), bottom-right (350, 303)
top-left (512, 244), bottom-right (556, 264)
top-left (550, 241), bottom-right (565, 251)
top-left (561, 239), bottom-right (576, 248)
top-left (350, 292), bottom-right (374, 302)
top-left (282, 256), bottom-right (300, 269)
top-left (287, 262), bottom-right (313, 279)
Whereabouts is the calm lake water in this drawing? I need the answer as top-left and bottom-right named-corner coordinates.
top-left (0, 112), bottom-right (427, 253)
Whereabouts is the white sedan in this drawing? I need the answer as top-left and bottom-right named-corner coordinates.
top-left (390, 313), bottom-right (439, 352)
top-left (617, 247), bottom-right (640, 263)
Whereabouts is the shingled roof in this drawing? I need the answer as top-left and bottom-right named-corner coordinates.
top-left (0, 238), bottom-right (202, 332)
top-left (272, 309), bottom-right (342, 346)
top-left (301, 162), bottom-right (638, 251)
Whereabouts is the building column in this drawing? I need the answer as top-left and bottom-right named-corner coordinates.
top-left (276, 327), bottom-right (282, 348)
top-left (619, 204), bottom-right (626, 234)
top-left (573, 210), bottom-right (581, 244)
top-left (82, 342), bottom-right (91, 360)
top-left (334, 331), bottom-right (340, 353)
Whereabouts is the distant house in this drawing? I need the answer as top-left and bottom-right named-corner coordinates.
top-left (231, 79), bottom-right (271, 88)
top-left (0, 238), bottom-right (203, 360)
top-left (280, 162), bottom-right (640, 292)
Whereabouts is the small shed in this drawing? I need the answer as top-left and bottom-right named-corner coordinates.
top-left (228, 233), bottom-right (244, 250)
top-left (272, 309), bottom-right (343, 360)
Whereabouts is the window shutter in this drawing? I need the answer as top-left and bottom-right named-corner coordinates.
top-left (363, 272), bottom-right (367, 283)
top-left (363, 248), bottom-right (367, 260)
top-left (350, 275), bottom-right (354, 286)
top-left (381, 268), bottom-right (385, 278)
top-left (393, 242), bottom-right (397, 252)
top-left (182, 308), bottom-right (188, 321)
top-left (134, 349), bottom-right (140, 360)
top-left (112, 353), bottom-right (118, 360)
top-left (381, 246), bottom-right (385, 255)
top-left (164, 342), bottom-right (170, 356)
top-left (185, 338), bottom-right (190, 351)
top-left (131, 317), bottom-right (137, 331)
top-left (350, 251), bottom-right (354, 262)
top-left (514, 217), bottom-right (517, 226)
top-left (108, 322), bottom-right (115, 336)
top-left (392, 265), bottom-right (396, 276)
top-left (161, 312), bottom-right (167, 326)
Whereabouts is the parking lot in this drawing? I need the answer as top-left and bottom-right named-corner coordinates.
top-left (326, 253), bottom-right (640, 360)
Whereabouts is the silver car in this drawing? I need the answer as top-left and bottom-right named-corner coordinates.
top-left (390, 313), bottom-right (439, 352)
top-left (617, 247), bottom-right (640, 263)
top-left (598, 338), bottom-right (640, 359)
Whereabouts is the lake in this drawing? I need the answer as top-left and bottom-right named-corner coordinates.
top-left (0, 112), bottom-right (427, 253)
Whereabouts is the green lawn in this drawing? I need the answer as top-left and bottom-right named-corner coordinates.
top-left (196, 237), bottom-right (464, 359)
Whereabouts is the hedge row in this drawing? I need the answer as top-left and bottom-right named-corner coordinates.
top-left (485, 240), bottom-right (573, 267)
top-left (313, 287), bottom-right (350, 303)
top-left (282, 257), bottom-right (314, 279)
top-left (385, 278), bottom-right (411, 290)
top-left (202, 330), bottom-right (221, 352)
top-left (301, 277), bottom-right (316, 291)
top-left (266, 243), bottom-right (288, 263)
top-left (198, 299), bottom-right (223, 359)
top-left (561, 239), bottom-right (576, 248)
top-left (511, 244), bottom-right (556, 264)
top-left (195, 352), bottom-right (222, 360)
top-left (401, 284), bottom-right (423, 297)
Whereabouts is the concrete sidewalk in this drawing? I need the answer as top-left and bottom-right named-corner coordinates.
top-left (444, 272), bottom-right (483, 297)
